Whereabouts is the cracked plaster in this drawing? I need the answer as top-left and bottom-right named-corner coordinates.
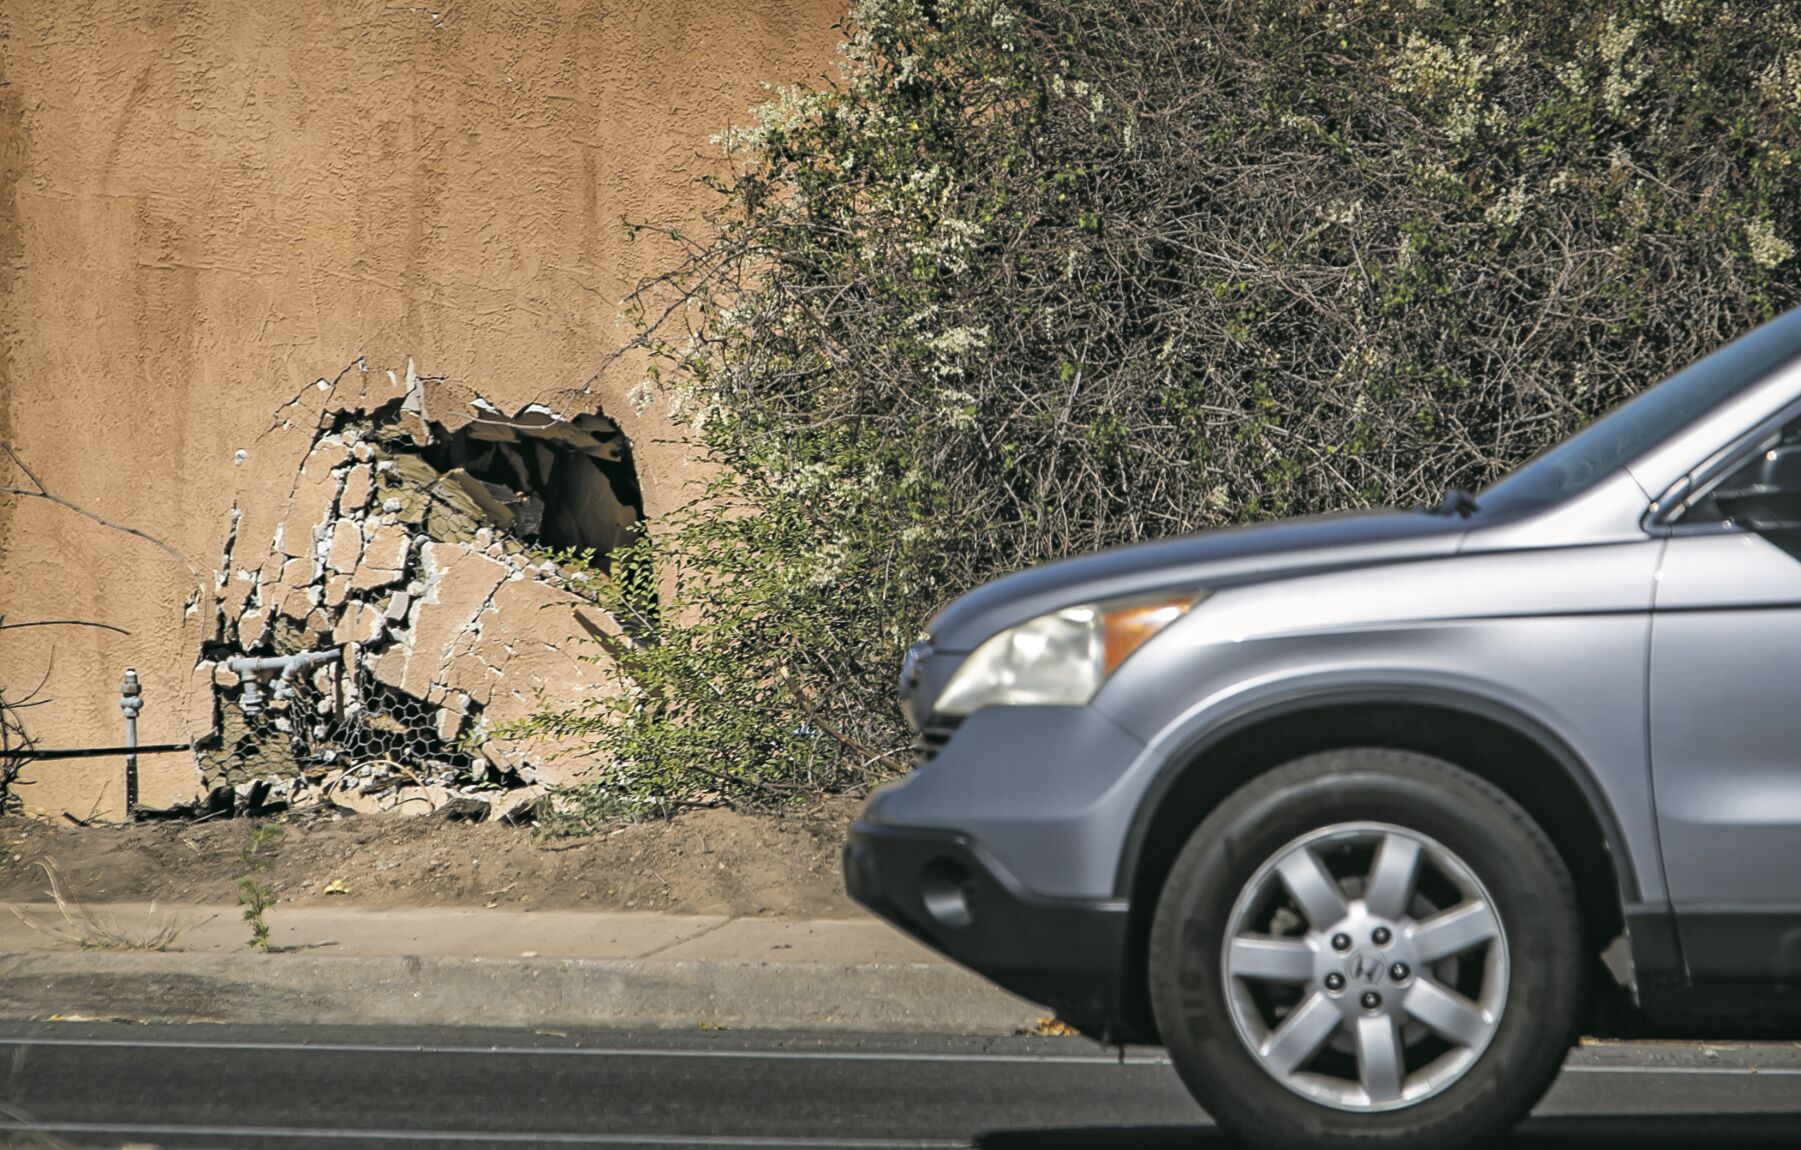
top-left (0, 0), bottom-right (842, 819)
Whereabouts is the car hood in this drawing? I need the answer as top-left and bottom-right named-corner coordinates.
top-left (926, 509), bottom-right (1469, 652)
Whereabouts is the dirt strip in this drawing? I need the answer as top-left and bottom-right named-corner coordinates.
top-left (0, 797), bottom-right (862, 918)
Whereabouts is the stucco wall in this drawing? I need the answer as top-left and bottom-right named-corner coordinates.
top-left (0, 0), bottom-right (843, 818)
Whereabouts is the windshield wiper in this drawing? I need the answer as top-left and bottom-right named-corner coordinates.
top-left (1421, 488), bottom-right (1480, 518)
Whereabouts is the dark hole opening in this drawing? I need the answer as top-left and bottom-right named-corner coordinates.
top-left (419, 408), bottom-right (644, 563)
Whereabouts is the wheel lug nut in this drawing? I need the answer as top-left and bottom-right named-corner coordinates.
top-left (1361, 991), bottom-right (1382, 1010)
top-left (1324, 973), bottom-right (1345, 992)
top-left (1390, 962), bottom-right (1410, 982)
top-left (1372, 926), bottom-right (1392, 945)
top-left (1331, 932), bottom-right (1351, 952)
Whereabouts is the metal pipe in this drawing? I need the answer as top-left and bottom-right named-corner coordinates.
top-left (224, 650), bottom-right (342, 677)
top-left (16, 743), bottom-right (189, 761)
top-left (119, 668), bottom-right (142, 814)
top-left (227, 649), bottom-right (342, 717)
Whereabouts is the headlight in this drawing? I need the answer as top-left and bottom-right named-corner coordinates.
top-left (932, 591), bottom-right (1204, 718)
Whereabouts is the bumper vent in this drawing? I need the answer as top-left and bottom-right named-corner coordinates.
top-left (912, 719), bottom-right (961, 766)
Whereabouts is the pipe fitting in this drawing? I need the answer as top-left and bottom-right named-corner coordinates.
top-left (228, 649), bottom-right (342, 718)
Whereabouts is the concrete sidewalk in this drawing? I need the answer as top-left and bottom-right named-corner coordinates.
top-left (0, 903), bottom-right (1044, 1034)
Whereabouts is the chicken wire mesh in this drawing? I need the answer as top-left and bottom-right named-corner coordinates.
top-left (202, 657), bottom-right (480, 791)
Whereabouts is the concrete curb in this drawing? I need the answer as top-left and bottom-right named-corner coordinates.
top-left (0, 950), bottom-right (1044, 1034)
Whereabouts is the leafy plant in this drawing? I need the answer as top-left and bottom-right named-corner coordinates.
top-left (237, 824), bottom-right (282, 951)
top-left (529, 0), bottom-right (1801, 825)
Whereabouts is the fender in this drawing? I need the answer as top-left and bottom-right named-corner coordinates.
top-left (1112, 682), bottom-right (1643, 909)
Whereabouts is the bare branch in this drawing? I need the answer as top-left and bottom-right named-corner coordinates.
top-left (1, 440), bottom-right (199, 578)
top-left (0, 618), bottom-right (131, 636)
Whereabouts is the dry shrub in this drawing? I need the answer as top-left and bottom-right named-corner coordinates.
top-left (9, 861), bottom-right (189, 951)
top-left (537, 0), bottom-right (1801, 818)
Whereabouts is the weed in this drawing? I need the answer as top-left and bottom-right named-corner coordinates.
top-left (8, 860), bottom-right (188, 951)
top-left (237, 823), bottom-right (282, 951)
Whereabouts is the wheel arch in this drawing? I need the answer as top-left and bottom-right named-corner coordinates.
top-left (1113, 686), bottom-right (1637, 1042)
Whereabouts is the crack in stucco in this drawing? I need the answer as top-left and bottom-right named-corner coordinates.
top-left (192, 375), bottom-right (635, 811)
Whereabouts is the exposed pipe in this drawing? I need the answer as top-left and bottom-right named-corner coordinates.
top-left (227, 649), bottom-right (342, 717)
top-left (17, 743), bottom-right (188, 761)
top-left (225, 651), bottom-right (343, 677)
top-left (119, 668), bottom-right (142, 813)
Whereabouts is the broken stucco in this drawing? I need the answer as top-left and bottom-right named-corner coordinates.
top-left (0, 0), bottom-right (843, 820)
top-left (193, 370), bottom-right (637, 813)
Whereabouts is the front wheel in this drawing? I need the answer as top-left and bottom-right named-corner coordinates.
top-left (1147, 750), bottom-right (1584, 1149)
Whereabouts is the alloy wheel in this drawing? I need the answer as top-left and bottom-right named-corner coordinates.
top-left (1220, 821), bottom-right (1510, 1111)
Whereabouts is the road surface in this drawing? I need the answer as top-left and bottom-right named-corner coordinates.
top-left (0, 1022), bottom-right (1796, 1147)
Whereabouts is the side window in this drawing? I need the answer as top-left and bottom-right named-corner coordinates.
top-left (1679, 414), bottom-right (1801, 526)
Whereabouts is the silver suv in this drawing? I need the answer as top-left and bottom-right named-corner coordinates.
top-left (845, 308), bottom-right (1801, 1147)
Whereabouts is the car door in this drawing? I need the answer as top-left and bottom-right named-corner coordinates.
top-left (1650, 409), bottom-right (1801, 982)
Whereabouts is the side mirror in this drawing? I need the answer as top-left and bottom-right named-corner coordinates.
top-left (1716, 445), bottom-right (1801, 532)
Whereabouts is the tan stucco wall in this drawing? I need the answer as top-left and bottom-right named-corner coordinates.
top-left (0, 0), bottom-right (843, 818)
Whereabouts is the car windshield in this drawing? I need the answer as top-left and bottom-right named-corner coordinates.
top-left (1480, 312), bottom-right (1801, 513)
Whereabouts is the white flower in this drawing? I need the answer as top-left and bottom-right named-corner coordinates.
top-left (1389, 33), bottom-right (1498, 143)
top-left (1747, 218), bottom-right (1795, 269)
top-left (925, 325), bottom-right (991, 378)
top-left (714, 84), bottom-right (828, 154)
top-left (1760, 52), bottom-right (1801, 114)
top-left (934, 388), bottom-right (980, 431)
top-left (808, 543), bottom-right (849, 588)
top-left (1658, 0), bottom-right (1701, 27)
top-left (1597, 17), bottom-right (1647, 118)
top-left (1484, 183), bottom-right (1530, 228)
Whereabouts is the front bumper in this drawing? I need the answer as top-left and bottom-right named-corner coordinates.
top-left (844, 821), bottom-right (1131, 1039)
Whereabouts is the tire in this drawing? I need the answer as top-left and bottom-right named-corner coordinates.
top-left (1147, 749), bottom-right (1584, 1150)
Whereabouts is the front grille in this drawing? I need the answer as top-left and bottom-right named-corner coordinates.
top-left (913, 719), bottom-right (961, 766)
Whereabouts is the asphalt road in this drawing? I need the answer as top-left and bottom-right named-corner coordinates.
top-left (0, 1022), bottom-right (1797, 1148)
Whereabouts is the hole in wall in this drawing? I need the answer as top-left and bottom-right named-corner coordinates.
top-left (417, 405), bottom-right (643, 562)
top-left (189, 389), bottom-right (644, 814)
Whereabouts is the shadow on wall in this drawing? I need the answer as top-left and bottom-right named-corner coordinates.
top-left (183, 375), bottom-right (643, 821)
